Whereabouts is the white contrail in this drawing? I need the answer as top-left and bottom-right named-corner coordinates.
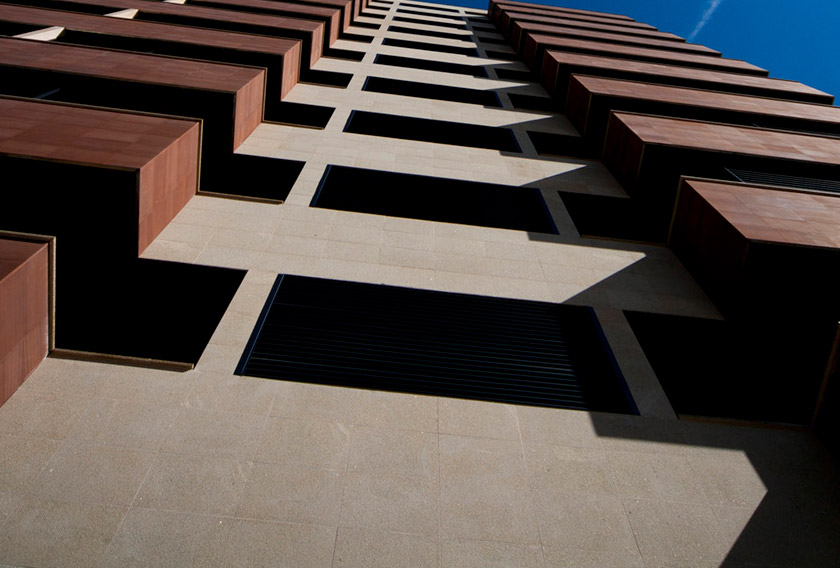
top-left (687, 0), bottom-right (724, 41)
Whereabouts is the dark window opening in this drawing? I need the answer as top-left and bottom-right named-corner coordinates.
top-left (494, 67), bottom-right (536, 81)
top-left (263, 101), bottom-right (335, 128)
top-left (374, 54), bottom-right (487, 77)
top-left (362, 76), bottom-right (502, 107)
top-left (625, 311), bottom-right (834, 425)
top-left (382, 37), bottom-right (479, 57)
top-left (387, 24), bottom-right (473, 42)
top-left (484, 49), bottom-right (518, 61)
top-left (529, 131), bottom-right (594, 158)
top-left (393, 15), bottom-right (467, 29)
top-left (509, 93), bottom-right (555, 112)
top-left (395, 7), bottom-right (465, 20)
top-left (337, 31), bottom-right (374, 43)
top-left (349, 20), bottom-right (381, 29)
top-left (401, 1), bottom-right (461, 12)
top-left (476, 35), bottom-right (509, 45)
top-left (238, 275), bottom-right (635, 413)
top-left (300, 68), bottom-right (353, 88)
top-left (360, 11), bottom-right (385, 19)
top-left (312, 165), bottom-right (554, 233)
top-left (344, 110), bottom-right (521, 152)
top-left (559, 192), bottom-right (663, 243)
top-left (323, 46), bottom-right (366, 61)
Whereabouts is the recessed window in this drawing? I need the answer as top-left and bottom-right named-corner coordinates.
top-left (312, 165), bottom-right (555, 233)
top-left (344, 110), bottom-right (520, 152)
top-left (363, 76), bottom-right (502, 107)
top-left (382, 37), bottom-right (479, 57)
top-left (393, 15), bottom-right (467, 29)
top-left (374, 54), bottom-right (487, 77)
top-left (264, 101), bottom-right (335, 128)
top-left (387, 24), bottom-right (473, 42)
top-left (508, 93), bottom-right (555, 112)
top-left (396, 7), bottom-right (466, 20)
top-left (238, 275), bottom-right (636, 414)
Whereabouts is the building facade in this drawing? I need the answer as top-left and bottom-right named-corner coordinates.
top-left (0, 0), bottom-right (838, 565)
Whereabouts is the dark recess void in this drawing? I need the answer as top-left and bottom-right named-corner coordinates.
top-left (362, 76), bottom-right (502, 107)
top-left (625, 311), bottom-right (835, 424)
top-left (494, 67), bottom-right (536, 81)
top-left (559, 192), bottom-right (663, 243)
top-left (264, 100), bottom-right (335, 128)
top-left (344, 110), bottom-right (520, 152)
top-left (387, 24), bottom-right (473, 42)
top-left (311, 165), bottom-right (556, 234)
top-left (382, 37), bottom-right (478, 57)
top-left (395, 7), bottom-right (466, 20)
top-left (509, 93), bottom-right (556, 112)
top-left (392, 15), bottom-right (467, 29)
top-left (238, 275), bottom-right (636, 413)
top-left (401, 1), bottom-right (461, 12)
top-left (374, 53), bottom-right (487, 77)
top-left (1, 156), bottom-right (245, 364)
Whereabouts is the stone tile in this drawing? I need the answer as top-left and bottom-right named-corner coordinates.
top-left (347, 426), bottom-right (438, 479)
top-left (354, 390), bottom-right (438, 432)
top-left (441, 539), bottom-right (545, 568)
top-left (516, 406), bottom-right (603, 449)
top-left (624, 498), bottom-right (730, 568)
top-left (541, 546), bottom-right (643, 568)
top-left (0, 433), bottom-right (60, 493)
top-left (439, 435), bottom-right (538, 544)
top-left (0, 496), bottom-right (125, 568)
top-left (68, 398), bottom-right (180, 451)
top-left (94, 366), bottom-right (196, 407)
top-left (686, 451), bottom-right (767, 508)
top-left (236, 463), bottom-right (343, 525)
top-left (161, 408), bottom-right (267, 460)
top-left (580, 412), bottom-right (689, 454)
top-left (0, 389), bottom-right (90, 440)
top-left (0, 491), bottom-right (23, 528)
top-left (334, 526), bottom-right (439, 568)
top-left (185, 373), bottom-right (278, 416)
top-left (438, 397), bottom-right (519, 440)
top-left (607, 451), bottom-right (706, 503)
top-left (340, 471), bottom-right (439, 536)
top-left (32, 443), bottom-right (155, 507)
top-left (532, 492), bottom-right (638, 555)
top-left (255, 418), bottom-right (351, 470)
top-left (524, 443), bottom-right (616, 496)
top-left (100, 508), bottom-right (230, 568)
top-left (15, 358), bottom-right (103, 399)
top-left (222, 519), bottom-right (336, 568)
top-left (271, 381), bottom-right (361, 423)
top-left (133, 454), bottom-right (251, 516)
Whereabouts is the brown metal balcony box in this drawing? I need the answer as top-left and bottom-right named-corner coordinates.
top-left (602, 112), bottom-right (840, 238)
top-left (0, 38), bottom-right (265, 152)
top-left (0, 4), bottom-right (301, 99)
top-left (0, 97), bottom-right (200, 254)
top-left (489, 0), bottom-right (634, 28)
top-left (0, 238), bottom-right (49, 407)
top-left (500, 11), bottom-right (679, 46)
top-left (523, 34), bottom-right (766, 76)
top-left (182, 0), bottom-right (344, 45)
top-left (508, 19), bottom-right (720, 58)
top-left (41, 0), bottom-right (325, 68)
top-left (566, 75), bottom-right (840, 148)
top-left (541, 51), bottom-right (833, 105)
top-left (669, 178), bottom-right (840, 321)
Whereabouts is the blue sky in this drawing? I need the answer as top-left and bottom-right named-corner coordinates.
top-left (439, 0), bottom-right (840, 103)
